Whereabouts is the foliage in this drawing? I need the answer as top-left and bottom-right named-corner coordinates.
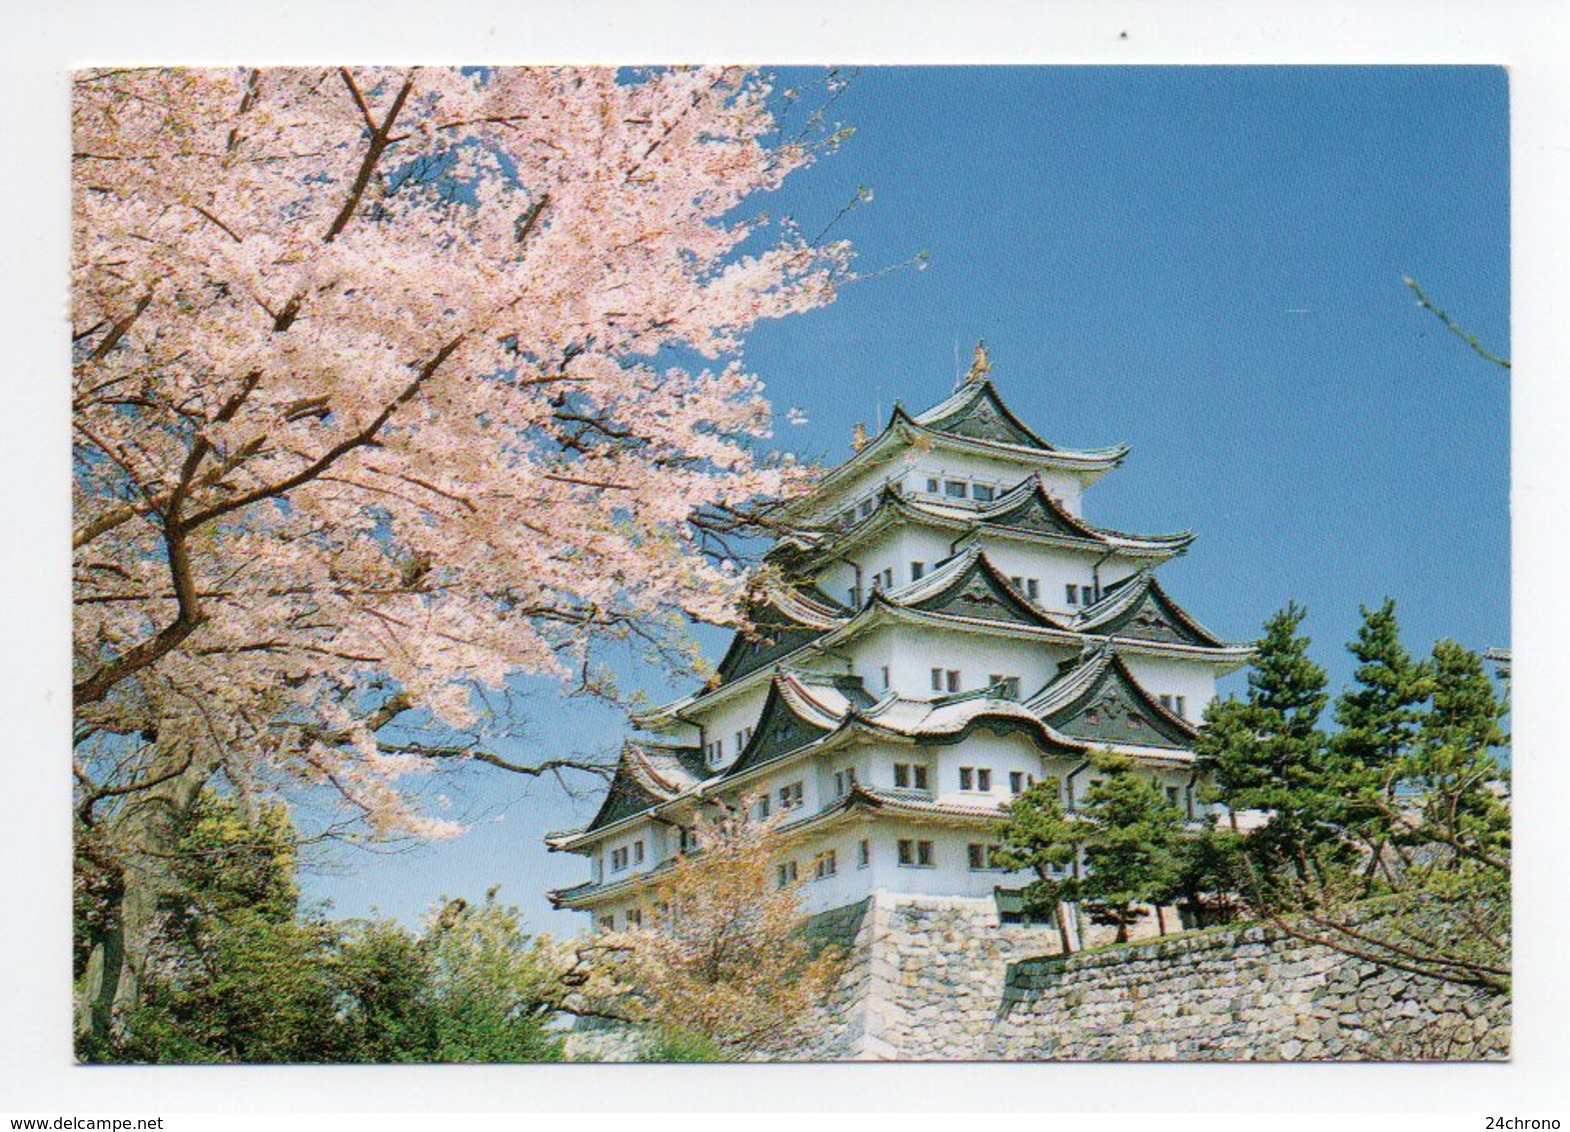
top-left (73, 63), bottom-right (854, 838)
top-left (71, 63), bottom-right (855, 1038)
top-left (996, 755), bottom-right (1192, 943)
top-left (79, 790), bottom-right (568, 1062)
top-left (1194, 601), bottom-right (1510, 994)
top-left (1195, 602), bottom-right (1333, 880)
top-left (595, 813), bottom-right (843, 1059)
top-left (1327, 599), bottom-right (1432, 856)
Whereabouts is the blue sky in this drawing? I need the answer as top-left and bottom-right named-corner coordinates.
top-left (301, 66), bottom-right (1510, 931)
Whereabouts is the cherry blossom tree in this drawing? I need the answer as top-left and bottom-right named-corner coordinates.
top-left (72, 65), bottom-right (853, 1035)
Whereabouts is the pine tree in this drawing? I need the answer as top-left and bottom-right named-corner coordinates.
top-left (1058, 753), bottom-right (1186, 943)
top-left (1405, 639), bottom-right (1510, 868)
top-left (1194, 602), bottom-right (1331, 881)
top-left (993, 778), bottom-right (1082, 950)
top-left (1329, 599), bottom-right (1430, 856)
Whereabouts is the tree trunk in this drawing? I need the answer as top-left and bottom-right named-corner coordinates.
top-left (1155, 904), bottom-right (1167, 936)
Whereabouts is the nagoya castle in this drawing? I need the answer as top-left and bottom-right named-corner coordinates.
top-left (547, 345), bottom-right (1250, 937)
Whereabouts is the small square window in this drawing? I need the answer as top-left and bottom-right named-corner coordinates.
top-left (779, 782), bottom-right (804, 810)
top-left (1160, 694), bottom-right (1174, 711)
top-left (1165, 786), bottom-right (1181, 807)
top-left (978, 769), bottom-right (993, 792)
top-left (894, 763), bottom-right (910, 789)
top-left (972, 484), bottom-right (995, 502)
top-left (959, 767), bottom-right (975, 791)
top-left (597, 915), bottom-right (615, 932)
top-left (625, 907), bottom-right (642, 929)
top-left (776, 861), bottom-right (798, 887)
top-left (911, 561), bottom-right (925, 580)
top-left (967, 843), bottom-right (986, 870)
top-left (1009, 771), bottom-right (1025, 795)
top-left (945, 479), bottom-right (968, 498)
top-left (926, 477), bottom-right (940, 493)
top-left (930, 667), bottom-right (944, 692)
top-left (814, 850), bottom-right (838, 879)
top-left (913, 765), bottom-right (929, 790)
top-left (897, 839), bottom-right (914, 866)
top-left (1175, 695), bottom-right (1187, 718)
top-left (1065, 583), bottom-right (1079, 605)
top-left (917, 840), bottom-right (934, 866)
top-left (946, 670), bottom-right (961, 693)
top-left (1026, 579), bottom-right (1040, 600)
top-left (633, 840), bottom-right (645, 864)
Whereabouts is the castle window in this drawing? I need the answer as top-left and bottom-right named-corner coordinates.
top-left (597, 914), bottom-right (615, 932)
top-left (832, 769), bottom-right (856, 798)
top-left (898, 839), bottom-right (935, 867)
top-left (926, 477), bottom-right (940, 493)
top-left (632, 840), bottom-right (645, 865)
top-left (1065, 583), bottom-right (1079, 605)
top-left (972, 483), bottom-right (995, 502)
top-left (893, 763), bottom-right (929, 790)
top-left (879, 567), bottom-right (894, 589)
top-left (858, 839), bottom-right (870, 868)
top-left (967, 843), bottom-right (1006, 871)
top-left (777, 861), bottom-right (798, 887)
top-left (1175, 695), bottom-right (1187, 718)
top-left (911, 561), bottom-right (925, 580)
top-left (989, 674), bottom-right (1021, 700)
top-left (1165, 786), bottom-right (1182, 807)
top-left (930, 667), bottom-right (943, 691)
top-left (945, 479), bottom-right (967, 498)
top-left (881, 665), bottom-right (891, 689)
top-left (1009, 771), bottom-right (1025, 795)
top-left (959, 767), bottom-right (992, 792)
top-left (814, 850), bottom-right (838, 879)
top-left (757, 794), bottom-right (771, 820)
top-left (858, 498), bottom-right (875, 518)
top-left (611, 847), bottom-right (629, 872)
top-left (779, 781), bottom-right (804, 810)
top-left (849, 585), bottom-right (861, 607)
top-left (946, 670), bottom-right (961, 693)
top-left (1159, 694), bottom-right (1173, 711)
top-left (1025, 578), bottom-right (1040, 600)
top-left (734, 730), bottom-right (745, 753)
top-left (625, 907), bottom-right (643, 929)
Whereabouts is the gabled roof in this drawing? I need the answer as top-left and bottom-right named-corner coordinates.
top-left (713, 587), bottom-right (847, 684)
top-left (912, 377), bottom-right (1059, 451)
top-left (1075, 569), bottom-right (1228, 648)
top-left (573, 741), bottom-right (711, 837)
top-left (771, 473), bottom-right (1192, 571)
top-left (1027, 647), bottom-right (1198, 751)
top-left (874, 543), bottom-right (1064, 629)
top-left (794, 380), bottom-right (1129, 516)
top-left (723, 672), bottom-right (860, 776)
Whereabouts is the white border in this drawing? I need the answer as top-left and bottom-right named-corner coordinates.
top-left (5, 0), bottom-right (1565, 1116)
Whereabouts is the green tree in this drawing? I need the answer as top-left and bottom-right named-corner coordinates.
top-left (993, 778), bottom-right (1082, 951)
top-left (420, 890), bottom-right (565, 1063)
top-left (1327, 600), bottom-right (1431, 876)
top-left (1063, 754), bottom-right (1187, 942)
top-left (1167, 819), bottom-right (1251, 928)
top-left (1196, 602), bottom-right (1331, 882)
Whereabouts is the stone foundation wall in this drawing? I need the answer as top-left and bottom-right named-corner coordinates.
top-left (988, 923), bottom-right (1510, 1061)
top-left (564, 895), bottom-right (1510, 1062)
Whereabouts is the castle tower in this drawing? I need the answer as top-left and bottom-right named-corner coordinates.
top-left (546, 353), bottom-right (1250, 932)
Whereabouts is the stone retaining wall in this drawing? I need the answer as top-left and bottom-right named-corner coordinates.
top-left (988, 923), bottom-right (1510, 1061)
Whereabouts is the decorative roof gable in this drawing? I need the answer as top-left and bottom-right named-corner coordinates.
top-left (1034, 651), bottom-right (1196, 750)
top-left (579, 741), bottom-right (708, 835)
top-left (913, 379), bottom-right (1056, 451)
top-left (724, 676), bottom-right (837, 776)
top-left (1077, 571), bottom-right (1226, 648)
top-left (893, 547), bottom-right (1059, 627)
